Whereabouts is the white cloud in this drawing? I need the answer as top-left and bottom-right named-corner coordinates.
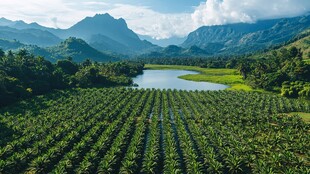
top-left (192, 0), bottom-right (310, 28)
top-left (0, 0), bottom-right (109, 28)
top-left (0, 0), bottom-right (309, 39)
top-left (106, 4), bottom-right (194, 39)
top-left (107, 0), bottom-right (310, 39)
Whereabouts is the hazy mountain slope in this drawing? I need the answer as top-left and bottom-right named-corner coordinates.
top-left (138, 34), bottom-right (187, 47)
top-left (0, 26), bottom-right (62, 47)
top-left (0, 17), bottom-right (50, 31)
top-left (1, 14), bottom-right (310, 57)
top-left (139, 45), bottom-right (210, 58)
top-left (182, 15), bottom-right (310, 55)
top-left (0, 14), bottom-right (158, 55)
top-left (89, 34), bottom-right (131, 55)
top-left (56, 14), bottom-right (158, 54)
top-left (245, 28), bottom-right (310, 62)
top-left (0, 38), bottom-right (24, 50)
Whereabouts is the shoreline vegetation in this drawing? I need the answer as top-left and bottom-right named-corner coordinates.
top-left (144, 64), bottom-right (254, 91)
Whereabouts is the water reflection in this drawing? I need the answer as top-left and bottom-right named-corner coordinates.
top-left (132, 70), bottom-right (228, 91)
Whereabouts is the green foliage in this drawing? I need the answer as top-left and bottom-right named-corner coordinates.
top-left (235, 46), bottom-right (310, 98)
top-left (0, 49), bottom-right (144, 107)
top-left (56, 59), bottom-right (79, 75)
top-left (0, 88), bottom-right (309, 173)
top-left (281, 81), bottom-right (310, 99)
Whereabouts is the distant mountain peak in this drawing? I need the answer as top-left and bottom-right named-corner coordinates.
top-left (94, 13), bottom-right (113, 18)
top-left (0, 17), bottom-right (10, 21)
top-left (84, 13), bottom-right (120, 22)
top-left (70, 13), bottom-right (128, 32)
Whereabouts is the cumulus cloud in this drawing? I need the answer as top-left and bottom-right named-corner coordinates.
top-left (107, 0), bottom-right (310, 39)
top-left (0, 0), bottom-right (109, 28)
top-left (0, 0), bottom-right (309, 39)
top-left (192, 0), bottom-right (310, 28)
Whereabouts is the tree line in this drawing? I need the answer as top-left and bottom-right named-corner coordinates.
top-left (0, 49), bottom-right (144, 107)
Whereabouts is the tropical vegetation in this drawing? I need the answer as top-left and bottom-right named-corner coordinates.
top-left (0, 88), bottom-right (309, 173)
top-left (0, 49), bottom-right (143, 106)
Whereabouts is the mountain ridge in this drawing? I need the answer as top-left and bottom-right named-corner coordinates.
top-left (182, 15), bottom-right (310, 55)
top-left (1, 14), bottom-right (310, 58)
top-left (0, 14), bottom-right (158, 55)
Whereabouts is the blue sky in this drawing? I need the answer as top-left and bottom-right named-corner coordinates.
top-left (0, 0), bottom-right (310, 39)
top-left (104, 0), bottom-right (203, 13)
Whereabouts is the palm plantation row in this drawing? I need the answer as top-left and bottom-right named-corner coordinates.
top-left (0, 88), bottom-right (309, 173)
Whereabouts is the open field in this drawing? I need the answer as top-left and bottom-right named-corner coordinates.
top-left (145, 64), bottom-right (253, 91)
top-left (0, 88), bottom-right (309, 173)
top-left (288, 112), bottom-right (310, 123)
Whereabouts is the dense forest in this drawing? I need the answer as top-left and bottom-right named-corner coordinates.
top-left (0, 49), bottom-right (144, 106)
top-left (238, 47), bottom-right (310, 98)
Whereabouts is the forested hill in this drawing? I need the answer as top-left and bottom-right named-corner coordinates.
top-left (234, 30), bottom-right (310, 99)
top-left (282, 29), bottom-right (310, 59)
top-left (45, 37), bottom-right (119, 62)
top-left (0, 37), bottom-right (119, 63)
top-left (0, 26), bottom-right (61, 47)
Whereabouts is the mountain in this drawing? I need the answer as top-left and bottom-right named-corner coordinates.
top-left (1, 14), bottom-right (310, 57)
top-left (0, 19), bottom-right (48, 31)
top-left (182, 15), bottom-right (310, 55)
top-left (139, 45), bottom-right (210, 58)
top-left (45, 37), bottom-right (118, 62)
top-left (89, 34), bottom-right (133, 55)
top-left (0, 14), bottom-right (158, 55)
top-left (52, 14), bottom-right (158, 55)
top-left (0, 26), bottom-right (62, 47)
top-left (257, 29), bottom-right (310, 60)
top-left (3, 37), bottom-right (119, 63)
top-left (0, 17), bottom-right (15, 26)
top-left (138, 35), bottom-right (187, 47)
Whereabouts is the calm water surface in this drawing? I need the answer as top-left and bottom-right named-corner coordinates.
top-left (132, 70), bottom-right (228, 91)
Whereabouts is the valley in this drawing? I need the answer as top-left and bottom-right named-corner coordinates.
top-left (0, 3), bottom-right (309, 174)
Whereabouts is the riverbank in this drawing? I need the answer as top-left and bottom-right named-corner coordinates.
top-left (144, 64), bottom-right (253, 91)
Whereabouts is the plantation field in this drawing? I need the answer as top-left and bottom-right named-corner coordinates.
top-left (144, 64), bottom-right (253, 91)
top-left (0, 88), bottom-right (309, 173)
